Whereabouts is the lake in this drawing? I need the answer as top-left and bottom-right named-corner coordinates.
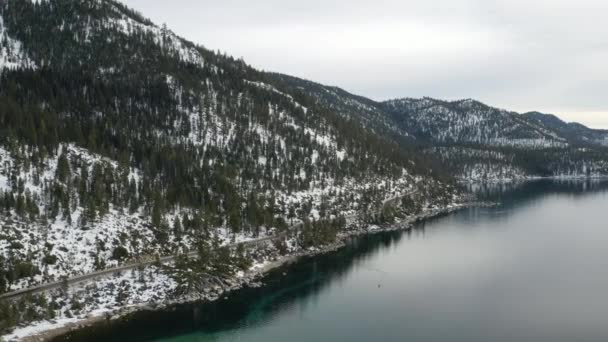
top-left (55, 179), bottom-right (608, 342)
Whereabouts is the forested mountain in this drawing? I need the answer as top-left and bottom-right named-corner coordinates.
top-left (0, 0), bottom-right (607, 336)
top-left (273, 74), bottom-right (608, 181)
top-left (268, 73), bottom-right (412, 143)
top-left (384, 98), bottom-right (608, 180)
top-left (383, 98), bottom-right (608, 149)
top-left (0, 0), bottom-right (454, 301)
top-left (522, 111), bottom-right (608, 146)
top-left (384, 98), bottom-right (569, 147)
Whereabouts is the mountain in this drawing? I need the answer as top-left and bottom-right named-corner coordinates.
top-left (268, 73), bottom-right (412, 142)
top-left (0, 0), bottom-right (606, 337)
top-left (383, 98), bottom-right (608, 179)
top-left (0, 0), bottom-right (461, 334)
top-left (523, 111), bottom-right (608, 146)
top-left (274, 73), bottom-right (608, 180)
top-left (383, 98), bottom-right (569, 147)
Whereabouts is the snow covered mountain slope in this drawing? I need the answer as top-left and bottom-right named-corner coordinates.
top-left (0, 142), bottom-right (434, 293)
top-left (383, 98), bottom-right (569, 148)
top-left (268, 73), bottom-right (411, 141)
top-left (523, 111), bottom-right (608, 146)
top-left (382, 98), bottom-right (608, 179)
top-left (0, 0), bottom-right (455, 297)
top-left (269, 73), bottom-right (608, 179)
top-left (0, 14), bottom-right (35, 69)
top-left (0, 0), bottom-right (606, 337)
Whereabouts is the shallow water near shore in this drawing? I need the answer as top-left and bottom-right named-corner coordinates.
top-left (54, 179), bottom-right (608, 342)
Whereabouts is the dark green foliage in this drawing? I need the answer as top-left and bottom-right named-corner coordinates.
top-left (171, 235), bottom-right (253, 292)
top-left (42, 254), bottom-right (58, 265)
top-left (56, 152), bottom-right (70, 183)
top-left (0, 0), bottom-right (441, 239)
top-left (111, 246), bottom-right (129, 261)
top-left (298, 217), bottom-right (344, 249)
top-left (11, 262), bottom-right (40, 281)
top-left (0, 294), bottom-right (51, 335)
top-left (233, 244), bottom-right (252, 271)
top-left (0, 255), bottom-right (8, 293)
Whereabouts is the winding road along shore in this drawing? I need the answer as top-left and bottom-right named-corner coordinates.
top-left (0, 222), bottom-right (304, 301)
top-left (3, 197), bottom-right (490, 342)
top-left (0, 191), bottom-right (416, 302)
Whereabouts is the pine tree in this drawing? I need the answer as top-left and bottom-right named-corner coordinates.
top-left (56, 152), bottom-right (70, 183)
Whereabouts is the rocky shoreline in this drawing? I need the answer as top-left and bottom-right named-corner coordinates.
top-left (7, 200), bottom-right (493, 342)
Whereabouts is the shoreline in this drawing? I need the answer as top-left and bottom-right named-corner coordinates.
top-left (5, 200), bottom-right (492, 342)
top-left (460, 175), bottom-right (608, 184)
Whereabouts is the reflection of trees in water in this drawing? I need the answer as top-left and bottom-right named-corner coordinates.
top-left (445, 179), bottom-right (608, 227)
top-left (241, 230), bottom-right (409, 328)
top-left (56, 179), bottom-right (608, 342)
top-left (414, 178), bottom-right (608, 230)
top-left (467, 179), bottom-right (608, 212)
top-left (230, 178), bottom-right (608, 331)
top-left (53, 231), bottom-right (410, 342)
top-left (468, 178), bottom-right (608, 200)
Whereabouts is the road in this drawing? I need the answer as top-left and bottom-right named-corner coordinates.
top-left (0, 228), bottom-right (298, 300)
top-left (0, 190), bottom-right (415, 301)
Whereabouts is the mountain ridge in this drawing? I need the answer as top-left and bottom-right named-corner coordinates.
top-left (0, 2), bottom-right (460, 334)
top-left (268, 72), bottom-right (608, 146)
top-left (265, 72), bottom-right (608, 180)
top-left (0, 0), bottom-right (607, 338)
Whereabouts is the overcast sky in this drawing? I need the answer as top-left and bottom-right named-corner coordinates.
top-left (122, 0), bottom-right (608, 128)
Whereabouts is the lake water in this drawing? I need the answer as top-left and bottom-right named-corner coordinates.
top-left (55, 180), bottom-right (608, 342)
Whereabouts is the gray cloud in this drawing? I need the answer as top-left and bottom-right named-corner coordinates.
top-left (121, 0), bottom-right (608, 128)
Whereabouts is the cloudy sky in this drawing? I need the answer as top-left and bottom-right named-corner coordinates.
top-left (122, 0), bottom-right (608, 128)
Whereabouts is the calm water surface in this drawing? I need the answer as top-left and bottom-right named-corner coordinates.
top-left (57, 180), bottom-right (608, 342)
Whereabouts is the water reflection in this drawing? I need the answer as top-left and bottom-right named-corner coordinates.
top-left (55, 228), bottom-right (411, 342)
top-left (55, 180), bottom-right (608, 342)
top-left (467, 178), bottom-right (608, 201)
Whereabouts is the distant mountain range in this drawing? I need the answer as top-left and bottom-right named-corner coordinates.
top-left (270, 74), bottom-right (608, 180)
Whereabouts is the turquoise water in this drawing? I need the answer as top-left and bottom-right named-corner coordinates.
top-left (56, 180), bottom-right (608, 342)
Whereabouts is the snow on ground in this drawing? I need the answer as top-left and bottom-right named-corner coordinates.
top-left (0, 141), bottom-right (453, 342)
top-left (0, 141), bottom-right (419, 293)
top-left (2, 265), bottom-right (176, 342)
top-left (4, 317), bottom-right (82, 342)
top-left (0, 147), bottom-right (11, 192)
top-left (0, 144), bottom-right (158, 291)
top-left (385, 98), bottom-right (569, 149)
top-left (2, 234), bottom-right (305, 342)
top-left (0, 14), bottom-right (36, 70)
top-left (427, 146), bottom-right (608, 182)
top-left (244, 80), bottom-right (308, 113)
top-left (105, 3), bottom-right (205, 68)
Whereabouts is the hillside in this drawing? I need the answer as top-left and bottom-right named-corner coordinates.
top-left (270, 73), bottom-right (608, 181)
top-left (384, 98), bottom-right (568, 147)
top-left (523, 111), bottom-right (608, 146)
top-left (0, 0), bottom-right (461, 337)
top-left (0, 0), bottom-right (452, 286)
top-left (1, 0), bottom-right (607, 339)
